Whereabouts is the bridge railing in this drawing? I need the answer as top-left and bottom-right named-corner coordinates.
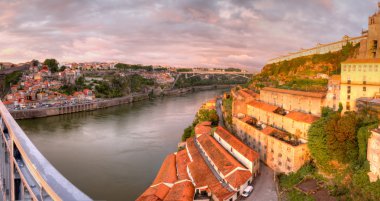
top-left (0, 101), bottom-right (91, 201)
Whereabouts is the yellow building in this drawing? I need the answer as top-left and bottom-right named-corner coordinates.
top-left (232, 117), bottom-right (309, 174)
top-left (246, 100), bottom-right (319, 140)
top-left (259, 87), bottom-right (326, 116)
top-left (340, 59), bottom-right (380, 112)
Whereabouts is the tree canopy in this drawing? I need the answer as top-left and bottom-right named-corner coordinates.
top-left (43, 58), bottom-right (59, 73)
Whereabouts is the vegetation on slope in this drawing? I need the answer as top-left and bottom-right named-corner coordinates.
top-left (249, 43), bottom-right (359, 92)
top-left (261, 42), bottom-right (359, 78)
top-left (280, 107), bottom-right (380, 200)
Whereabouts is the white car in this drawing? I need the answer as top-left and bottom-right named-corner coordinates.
top-left (241, 186), bottom-right (254, 197)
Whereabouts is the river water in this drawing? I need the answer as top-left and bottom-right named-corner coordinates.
top-left (17, 89), bottom-right (226, 200)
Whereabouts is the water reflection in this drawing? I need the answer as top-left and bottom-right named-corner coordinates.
top-left (18, 89), bottom-right (226, 200)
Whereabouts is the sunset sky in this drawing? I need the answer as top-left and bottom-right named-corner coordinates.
top-left (0, 0), bottom-right (377, 71)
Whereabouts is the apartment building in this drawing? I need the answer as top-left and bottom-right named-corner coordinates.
top-left (231, 88), bottom-right (259, 116)
top-left (259, 87), bottom-right (326, 116)
top-left (232, 117), bottom-right (309, 174)
top-left (340, 59), bottom-right (380, 112)
top-left (246, 100), bottom-right (319, 140)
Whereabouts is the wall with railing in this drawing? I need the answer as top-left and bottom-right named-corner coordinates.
top-left (0, 101), bottom-right (91, 201)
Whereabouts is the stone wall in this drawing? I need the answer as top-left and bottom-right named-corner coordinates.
top-left (10, 85), bottom-right (233, 119)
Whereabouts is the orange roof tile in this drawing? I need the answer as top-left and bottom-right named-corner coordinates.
top-left (197, 135), bottom-right (251, 189)
top-left (186, 138), bottom-right (235, 200)
top-left (225, 170), bottom-right (252, 189)
top-left (261, 87), bottom-right (326, 98)
top-left (136, 183), bottom-right (171, 201)
top-left (214, 126), bottom-right (259, 162)
top-left (175, 149), bottom-right (191, 180)
top-left (285, 111), bottom-right (319, 124)
top-left (247, 100), bottom-right (278, 112)
top-left (261, 126), bottom-right (277, 135)
top-left (342, 58), bottom-right (380, 63)
top-left (194, 121), bottom-right (212, 136)
top-left (163, 181), bottom-right (194, 201)
top-left (152, 154), bottom-right (177, 186)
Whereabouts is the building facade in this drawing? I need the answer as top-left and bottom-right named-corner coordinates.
top-left (340, 59), bottom-right (380, 112)
top-left (232, 117), bottom-right (309, 174)
top-left (259, 87), bottom-right (326, 117)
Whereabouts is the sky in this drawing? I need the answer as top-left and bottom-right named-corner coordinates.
top-left (0, 0), bottom-right (378, 71)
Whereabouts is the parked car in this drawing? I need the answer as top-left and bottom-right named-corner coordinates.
top-left (242, 186), bottom-right (254, 197)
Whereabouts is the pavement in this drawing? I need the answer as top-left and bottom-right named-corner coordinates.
top-left (242, 163), bottom-right (278, 201)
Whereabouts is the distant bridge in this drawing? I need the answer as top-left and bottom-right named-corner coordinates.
top-left (0, 101), bottom-right (91, 201)
top-left (178, 71), bottom-right (252, 79)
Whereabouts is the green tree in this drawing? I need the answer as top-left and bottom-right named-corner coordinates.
top-left (43, 58), bottom-right (59, 73)
top-left (197, 109), bottom-right (219, 125)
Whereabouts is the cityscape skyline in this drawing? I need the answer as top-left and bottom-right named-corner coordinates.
top-left (0, 0), bottom-right (377, 71)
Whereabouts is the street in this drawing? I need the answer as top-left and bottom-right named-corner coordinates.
top-left (243, 163), bottom-right (278, 201)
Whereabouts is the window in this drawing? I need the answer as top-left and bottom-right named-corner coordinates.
top-left (363, 87), bottom-right (367, 92)
top-left (358, 65), bottom-right (362, 71)
top-left (369, 65), bottom-right (373, 71)
top-left (375, 65), bottom-right (379, 72)
top-left (353, 65), bottom-right (356, 71)
top-left (346, 102), bottom-right (351, 111)
top-left (347, 95), bottom-right (350, 100)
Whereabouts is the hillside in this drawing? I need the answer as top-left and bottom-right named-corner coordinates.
top-left (248, 42), bottom-right (359, 92)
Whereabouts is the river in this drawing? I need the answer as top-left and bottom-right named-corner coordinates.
top-left (17, 89), bottom-right (227, 200)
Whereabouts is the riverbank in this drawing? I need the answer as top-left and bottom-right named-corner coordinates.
top-left (10, 85), bottom-right (234, 119)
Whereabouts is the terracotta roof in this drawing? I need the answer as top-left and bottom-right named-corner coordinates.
top-left (152, 154), bottom-right (177, 186)
top-left (261, 126), bottom-right (277, 135)
top-left (215, 126), bottom-right (259, 162)
top-left (342, 58), bottom-right (380, 63)
top-left (186, 138), bottom-right (235, 200)
top-left (225, 169), bottom-right (252, 189)
top-left (261, 87), bottom-right (326, 98)
top-left (175, 149), bottom-right (191, 180)
top-left (238, 89), bottom-right (257, 100)
top-left (136, 183), bottom-right (171, 201)
top-left (285, 111), bottom-right (319, 124)
top-left (247, 100), bottom-right (278, 112)
top-left (197, 134), bottom-right (251, 189)
top-left (194, 121), bottom-right (212, 136)
top-left (163, 181), bottom-right (195, 201)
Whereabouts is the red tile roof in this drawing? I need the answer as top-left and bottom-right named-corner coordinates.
top-left (285, 111), bottom-right (319, 124)
top-left (225, 169), bottom-right (252, 189)
top-left (186, 138), bottom-right (235, 200)
top-left (342, 58), bottom-right (380, 63)
top-left (214, 126), bottom-right (259, 162)
top-left (197, 134), bottom-right (245, 176)
top-left (163, 181), bottom-right (194, 201)
top-left (175, 149), bottom-right (191, 181)
top-left (247, 100), bottom-right (278, 112)
top-left (136, 184), bottom-right (170, 201)
top-left (194, 121), bottom-right (212, 136)
top-left (136, 183), bottom-right (171, 201)
top-left (152, 154), bottom-right (177, 186)
top-left (261, 87), bottom-right (326, 98)
top-left (197, 134), bottom-right (251, 189)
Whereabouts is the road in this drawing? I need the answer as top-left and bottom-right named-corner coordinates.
top-left (243, 163), bottom-right (278, 201)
